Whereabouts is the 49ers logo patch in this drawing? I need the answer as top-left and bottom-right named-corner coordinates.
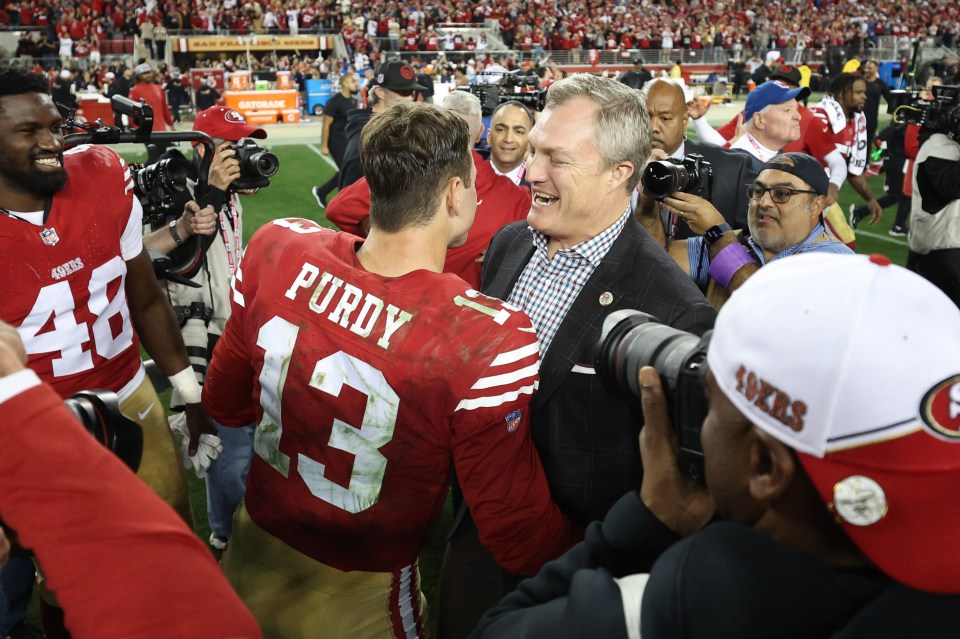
top-left (920, 375), bottom-right (960, 440)
top-left (224, 109), bottom-right (246, 124)
top-left (400, 65), bottom-right (415, 80)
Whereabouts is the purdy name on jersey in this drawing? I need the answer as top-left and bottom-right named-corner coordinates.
top-left (204, 219), bottom-right (576, 575)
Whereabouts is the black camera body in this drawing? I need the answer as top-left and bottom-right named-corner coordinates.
top-left (595, 310), bottom-right (711, 485)
top-left (130, 151), bottom-right (193, 228)
top-left (232, 137), bottom-right (280, 191)
top-left (889, 84), bottom-right (960, 141)
top-left (642, 153), bottom-right (714, 201)
top-left (465, 74), bottom-right (547, 117)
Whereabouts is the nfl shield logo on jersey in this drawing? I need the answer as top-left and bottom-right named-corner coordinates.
top-left (40, 227), bottom-right (60, 246)
top-left (505, 409), bottom-right (522, 433)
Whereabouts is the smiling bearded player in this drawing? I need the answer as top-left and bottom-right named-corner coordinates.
top-left (0, 66), bottom-right (220, 636)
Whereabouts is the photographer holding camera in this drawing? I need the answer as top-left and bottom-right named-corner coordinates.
top-left (907, 101), bottom-right (960, 309)
top-left (664, 153), bottom-right (852, 306)
top-left (142, 105), bottom-right (277, 551)
top-left (635, 79), bottom-right (757, 245)
top-left (0, 320), bottom-right (262, 639)
top-left (473, 253), bottom-right (960, 638)
top-left (0, 66), bottom-right (215, 636)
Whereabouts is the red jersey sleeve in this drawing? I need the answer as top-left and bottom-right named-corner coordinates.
top-left (715, 113), bottom-right (741, 141)
top-left (326, 177), bottom-right (371, 236)
top-left (0, 372), bottom-right (261, 639)
top-left (802, 107), bottom-right (839, 164)
top-left (450, 299), bottom-right (583, 575)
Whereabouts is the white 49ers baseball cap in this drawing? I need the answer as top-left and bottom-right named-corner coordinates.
top-left (707, 252), bottom-right (960, 594)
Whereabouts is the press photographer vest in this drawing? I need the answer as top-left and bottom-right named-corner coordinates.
top-left (909, 134), bottom-right (960, 254)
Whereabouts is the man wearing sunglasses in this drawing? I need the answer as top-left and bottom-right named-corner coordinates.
top-left (338, 60), bottom-right (424, 190)
top-left (664, 153), bottom-right (853, 305)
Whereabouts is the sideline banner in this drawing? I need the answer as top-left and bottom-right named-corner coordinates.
top-left (172, 35), bottom-right (334, 52)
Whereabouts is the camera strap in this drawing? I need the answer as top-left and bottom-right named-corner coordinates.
top-left (218, 195), bottom-right (242, 276)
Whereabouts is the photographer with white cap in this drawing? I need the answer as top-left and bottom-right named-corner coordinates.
top-left (473, 252), bottom-right (960, 638)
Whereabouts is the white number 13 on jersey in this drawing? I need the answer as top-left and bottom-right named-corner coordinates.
top-left (255, 316), bottom-right (399, 514)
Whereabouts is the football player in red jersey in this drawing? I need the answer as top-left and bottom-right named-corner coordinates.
top-left (801, 73), bottom-right (883, 223)
top-left (0, 320), bottom-right (262, 639)
top-left (203, 103), bottom-right (582, 639)
top-left (0, 67), bottom-right (218, 635)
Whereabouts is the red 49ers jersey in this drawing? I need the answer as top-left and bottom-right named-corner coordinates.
top-left (204, 219), bottom-right (580, 575)
top-left (0, 145), bottom-right (142, 398)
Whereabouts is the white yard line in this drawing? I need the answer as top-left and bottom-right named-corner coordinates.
top-left (307, 144), bottom-right (339, 169)
top-left (855, 228), bottom-right (909, 247)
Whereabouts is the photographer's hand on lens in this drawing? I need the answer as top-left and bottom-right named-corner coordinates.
top-left (637, 366), bottom-right (715, 537)
top-left (662, 192), bottom-right (726, 236)
top-left (0, 321), bottom-right (27, 377)
top-left (208, 142), bottom-right (242, 192)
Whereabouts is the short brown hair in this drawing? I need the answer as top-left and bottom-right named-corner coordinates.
top-left (361, 102), bottom-right (473, 232)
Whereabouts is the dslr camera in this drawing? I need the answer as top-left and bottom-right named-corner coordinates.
top-left (889, 84), bottom-right (960, 141)
top-left (232, 137), bottom-right (280, 191)
top-left (595, 310), bottom-right (711, 484)
top-left (642, 153), bottom-right (713, 201)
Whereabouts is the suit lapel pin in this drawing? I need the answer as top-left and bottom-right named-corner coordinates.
top-left (599, 291), bottom-right (614, 306)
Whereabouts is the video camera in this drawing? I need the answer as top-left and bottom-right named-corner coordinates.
top-left (595, 311), bottom-right (711, 485)
top-left (130, 137), bottom-right (279, 228)
top-left (0, 389), bottom-right (142, 557)
top-left (642, 153), bottom-right (713, 201)
top-left (467, 70), bottom-right (547, 116)
top-left (889, 84), bottom-right (960, 141)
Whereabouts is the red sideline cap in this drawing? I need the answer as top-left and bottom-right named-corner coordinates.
top-left (192, 106), bottom-right (267, 142)
top-left (708, 253), bottom-right (960, 594)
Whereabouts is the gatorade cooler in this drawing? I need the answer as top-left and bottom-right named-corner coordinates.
top-left (229, 71), bottom-right (251, 91)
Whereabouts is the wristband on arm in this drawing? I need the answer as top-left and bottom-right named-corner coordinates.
top-left (168, 367), bottom-right (202, 404)
top-left (708, 242), bottom-right (756, 289)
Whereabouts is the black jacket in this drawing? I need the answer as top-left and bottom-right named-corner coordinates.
top-left (338, 107), bottom-right (373, 190)
top-left (481, 217), bottom-right (716, 525)
top-left (473, 492), bottom-right (960, 639)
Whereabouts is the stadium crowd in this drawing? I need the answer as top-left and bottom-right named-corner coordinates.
top-left (1, 0), bottom-right (958, 61)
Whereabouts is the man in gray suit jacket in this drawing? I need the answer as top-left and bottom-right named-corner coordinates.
top-left (438, 73), bottom-right (716, 639)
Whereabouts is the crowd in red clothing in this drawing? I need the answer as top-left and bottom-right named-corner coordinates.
top-left (2, 0), bottom-right (958, 63)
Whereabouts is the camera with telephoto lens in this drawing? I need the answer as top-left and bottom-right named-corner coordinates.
top-left (595, 310), bottom-right (712, 485)
top-left (889, 84), bottom-right (960, 141)
top-left (232, 137), bottom-right (280, 191)
top-left (129, 152), bottom-right (192, 228)
top-left (642, 153), bottom-right (714, 201)
top-left (0, 389), bottom-right (143, 557)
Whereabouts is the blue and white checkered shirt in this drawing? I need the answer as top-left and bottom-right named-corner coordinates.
top-left (509, 209), bottom-right (631, 355)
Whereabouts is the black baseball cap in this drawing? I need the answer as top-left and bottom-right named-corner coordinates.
top-left (371, 60), bottom-right (426, 92)
top-left (761, 153), bottom-right (829, 196)
top-left (769, 64), bottom-right (802, 86)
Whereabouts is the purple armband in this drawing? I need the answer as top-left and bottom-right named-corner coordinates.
top-left (707, 243), bottom-right (756, 289)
